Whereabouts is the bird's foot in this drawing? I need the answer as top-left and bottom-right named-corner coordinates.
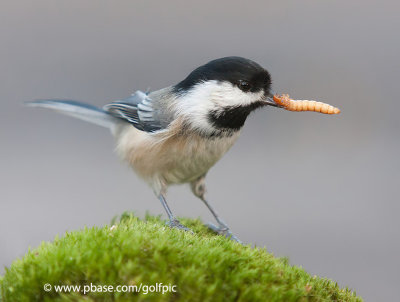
top-left (206, 222), bottom-right (242, 244)
top-left (167, 218), bottom-right (194, 234)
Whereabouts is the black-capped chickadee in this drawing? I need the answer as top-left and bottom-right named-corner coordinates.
top-left (28, 56), bottom-right (281, 243)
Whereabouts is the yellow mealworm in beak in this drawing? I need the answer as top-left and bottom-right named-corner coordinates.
top-left (273, 94), bottom-right (340, 115)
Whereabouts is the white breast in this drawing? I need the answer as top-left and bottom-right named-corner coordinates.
top-left (114, 122), bottom-right (240, 195)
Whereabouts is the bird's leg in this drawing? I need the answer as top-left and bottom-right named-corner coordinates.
top-left (158, 194), bottom-right (193, 233)
top-left (201, 197), bottom-right (242, 244)
top-left (191, 176), bottom-right (242, 243)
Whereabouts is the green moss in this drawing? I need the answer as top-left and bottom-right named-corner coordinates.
top-left (0, 213), bottom-right (362, 301)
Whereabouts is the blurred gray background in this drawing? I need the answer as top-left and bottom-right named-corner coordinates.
top-left (1, 0), bottom-right (399, 300)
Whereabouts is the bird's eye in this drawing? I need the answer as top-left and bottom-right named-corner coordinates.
top-left (238, 80), bottom-right (251, 92)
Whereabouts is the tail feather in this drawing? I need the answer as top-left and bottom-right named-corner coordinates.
top-left (27, 99), bottom-right (120, 129)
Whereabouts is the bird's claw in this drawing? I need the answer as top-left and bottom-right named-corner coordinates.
top-left (167, 219), bottom-right (194, 234)
top-left (206, 222), bottom-right (242, 244)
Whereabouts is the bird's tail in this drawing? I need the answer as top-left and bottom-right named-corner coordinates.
top-left (27, 99), bottom-right (121, 130)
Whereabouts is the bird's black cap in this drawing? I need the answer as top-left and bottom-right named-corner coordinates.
top-left (173, 56), bottom-right (272, 95)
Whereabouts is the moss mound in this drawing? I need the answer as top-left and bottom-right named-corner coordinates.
top-left (0, 213), bottom-right (362, 301)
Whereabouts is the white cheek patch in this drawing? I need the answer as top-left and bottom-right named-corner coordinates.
top-left (209, 82), bottom-right (265, 107)
top-left (173, 80), bottom-right (264, 133)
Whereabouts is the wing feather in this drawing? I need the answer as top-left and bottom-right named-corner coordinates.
top-left (103, 91), bottom-right (163, 132)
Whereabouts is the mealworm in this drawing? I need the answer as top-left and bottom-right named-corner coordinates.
top-left (273, 94), bottom-right (340, 115)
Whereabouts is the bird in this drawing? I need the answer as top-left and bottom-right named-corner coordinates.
top-left (28, 56), bottom-right (281, 243)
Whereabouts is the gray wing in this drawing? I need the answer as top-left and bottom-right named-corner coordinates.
top-left (103, 90), bottom-right (163, 132)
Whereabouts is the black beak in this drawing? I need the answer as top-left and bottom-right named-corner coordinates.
top-left (263, 97), bottom-right (279, 107)
top-left (262, 91), bottom-right (282, 108)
